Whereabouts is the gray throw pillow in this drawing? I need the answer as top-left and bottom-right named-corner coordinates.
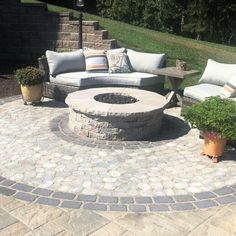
top-left (127, 49), bottom-right (166, 73)
top-left (46, 49), bottom-right (85, 76)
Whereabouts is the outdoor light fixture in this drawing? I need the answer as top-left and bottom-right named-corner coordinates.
top-left (74, 0), bottom-right (84, 49)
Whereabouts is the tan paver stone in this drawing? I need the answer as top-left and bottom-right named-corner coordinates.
top-left (208, 207), bottom-right (236, 234)
top-left (98, 211), bottom-right (127, 220)
top-left (116, 210), bottom-right (219, 236)
top-left (116, 213), bottom-right (186, 236)
top-left (10, 203), bottom-right (64, 230)
top-left (0, 222), bottom-right (30, 236)
top-left (0, 208), bottom-right (18, 230)
top-left (57, 231), bottom-right (76, 236)
top-left (121, 231), bottom-right (139, 236)
top-left (55, 210), bottom-right (110, 236)
top-left (89, 222), bottom-right (126, 236)
top-left (187, 224), bottom-right (234, 236)
top-left (23, 232), bottom-right (36, 236)
top-left (0, 195), bottom-right (25, 212)
top-left (33, 222), bottom-right (64, 236)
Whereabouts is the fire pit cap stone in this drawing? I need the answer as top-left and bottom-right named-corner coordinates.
top-left (65, 87), bottom-right (167, 117)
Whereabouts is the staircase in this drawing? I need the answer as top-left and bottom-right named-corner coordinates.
top-left (0, 0), bottom-right (117, 62)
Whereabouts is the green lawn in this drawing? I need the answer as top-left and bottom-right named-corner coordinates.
top-left (21, 0), bottom-right (236, 88)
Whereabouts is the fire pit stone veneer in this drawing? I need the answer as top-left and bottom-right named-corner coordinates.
top-left (65, 87), bottom-right (167, 140)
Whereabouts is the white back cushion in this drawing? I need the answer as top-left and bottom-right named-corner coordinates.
top-left (127, 49), bottom-right (166, 73)
top-left (46, 50), bottom-right (85, 76)
top-left (199, 59), bottom-right (236, 86)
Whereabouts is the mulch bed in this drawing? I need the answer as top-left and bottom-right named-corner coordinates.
top-left (0, 75), bottom-right (20, 98)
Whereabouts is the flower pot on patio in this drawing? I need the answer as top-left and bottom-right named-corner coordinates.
top-left (20, 83), bottom-right (43, 104)
top-left (15, 66), bottom-right (44, 105)
top-left (183, 96), bottom-right (236, 163)
top-left (201, 132), bottom-right (227, 163)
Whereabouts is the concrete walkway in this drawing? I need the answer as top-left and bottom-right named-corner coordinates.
top-left (0, 195), bottom-right (236, 236)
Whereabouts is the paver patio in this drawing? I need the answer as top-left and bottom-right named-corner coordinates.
top-left (0, 95), bottom-right (236, 235)
top-left (0, 195), bottom-right (236, 235)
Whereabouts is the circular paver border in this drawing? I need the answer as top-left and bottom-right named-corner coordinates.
top-left (0, 176), bottom-right (235, 212)
top-left (0, 96), bottom-right (235, 212)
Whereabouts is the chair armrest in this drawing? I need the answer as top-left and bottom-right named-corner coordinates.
top-left (38, 56), bottom-right (50, 82)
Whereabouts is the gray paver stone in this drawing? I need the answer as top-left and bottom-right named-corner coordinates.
top-left (129, 205), bottom-right (147, 213)
top-left (109, 204), bottom-right (127, 212)
top-left (61, 201), bottom-right (82, 209)
top-left (120, 197), bottom-right (134, 204)
top-left (0, 186), bottom-right (16, 196)
top-left (149, 204), bottom-right (170, 212)
top-left (135, 197), bottom-right (153, 204)
top-left (0, 180), bottom-right (15, 187)
top-left (0, 176), bottom-right (5, 182)
top-left (14, 192), bottom-right (38, 202)
top-left (153, 196), bottom-right (175, 204)
top-left (12, 183), bottom-right (34, 192)
top-left (215, 196), bottom-right (236, 205)
top-left (77, 194), bottom-right (97, 202)
top-left (174, 195), bottom-right (195, 202)
top-left (170, 203), bottom-right (195, 211)
top-left (33, 188), bottom-right (53, 196)
top-left (194, 191), bottom-right (217, 200)
top-left (52, 191), bottom-right (76, 200)
top-left (36, 197), bottom-right (60, 206)
top-left (83, 203), bottom-right (107, 211)
top-left (99, 196), bottom-right (118, 203)
top-left (214, 187), bottom-right (235, 196)
top-left (194, 200), bottom-right (218, 209)
top-left (230, 184), bottom-right (236, 190)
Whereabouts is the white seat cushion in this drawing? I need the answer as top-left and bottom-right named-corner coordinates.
top-left (50, 71), bottom-right (164, 87)
top-left (184, 83), bottom-right (222, 101)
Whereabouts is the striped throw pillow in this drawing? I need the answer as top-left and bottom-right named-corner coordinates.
top-left (84, 49), bottom-right (108, 72)
top-left (220, 76), bottom-right (236, 98)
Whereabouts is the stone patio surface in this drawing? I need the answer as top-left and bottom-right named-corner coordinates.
top-left (0, 195), bottom-right (236, 235)
top-left (0, 96), bottom-right (235, 212)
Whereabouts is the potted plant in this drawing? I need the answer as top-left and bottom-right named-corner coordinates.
top-left (183, 96), bottom-right (236, 163)
top-left (15, 66), bottom-right (44, 105)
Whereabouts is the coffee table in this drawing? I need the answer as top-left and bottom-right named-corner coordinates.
top-left (153, 67), bottom-right (200, 106)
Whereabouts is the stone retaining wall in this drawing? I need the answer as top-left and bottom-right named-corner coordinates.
top-left (0, 0), bottom-right (117, 63)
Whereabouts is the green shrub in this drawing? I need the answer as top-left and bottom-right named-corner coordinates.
top-left (15, 66), bottom-right (43, 86)
top-left (183, 96), bottom-right (236, 141)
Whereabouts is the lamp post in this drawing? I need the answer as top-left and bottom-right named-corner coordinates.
top-left (74, 0), bottom-right (84, 49)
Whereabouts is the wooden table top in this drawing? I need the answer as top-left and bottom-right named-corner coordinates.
top-left (152, 67), bottom-right (200, 79)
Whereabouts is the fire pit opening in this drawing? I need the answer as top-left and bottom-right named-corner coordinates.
top-left (94, 93), bottom-right (138, 104)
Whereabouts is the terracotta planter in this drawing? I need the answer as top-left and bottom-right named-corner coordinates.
top-left (201, 133), bottom-right (227, 163)
top-left (21, 84), bottom-right (43, 104)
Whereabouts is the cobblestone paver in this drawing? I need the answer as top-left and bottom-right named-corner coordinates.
top-left (0, 97), bottom-right (236, 212)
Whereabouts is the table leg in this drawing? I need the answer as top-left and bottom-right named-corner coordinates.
top-left (167, 77), bottom-right (183, 106)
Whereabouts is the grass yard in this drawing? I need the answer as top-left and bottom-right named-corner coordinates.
top-left (21, 0), bottom-right (236, 88)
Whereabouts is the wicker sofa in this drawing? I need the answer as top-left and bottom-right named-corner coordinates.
top-left (182, 59), bottom-right (236, 110)
top-left (39, 48), bottom-right (166, 101)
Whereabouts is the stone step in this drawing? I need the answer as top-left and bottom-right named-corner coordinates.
top-left (83, 39), bottom-right (117, 50)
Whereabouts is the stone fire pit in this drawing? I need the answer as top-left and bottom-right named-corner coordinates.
top-left (65, 87), bottom-right (167, 140)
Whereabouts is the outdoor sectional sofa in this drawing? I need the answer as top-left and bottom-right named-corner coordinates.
top-left (39, 48), bottom-right (166, 101)
top-left (182, 59), bottom-right (236, 109)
